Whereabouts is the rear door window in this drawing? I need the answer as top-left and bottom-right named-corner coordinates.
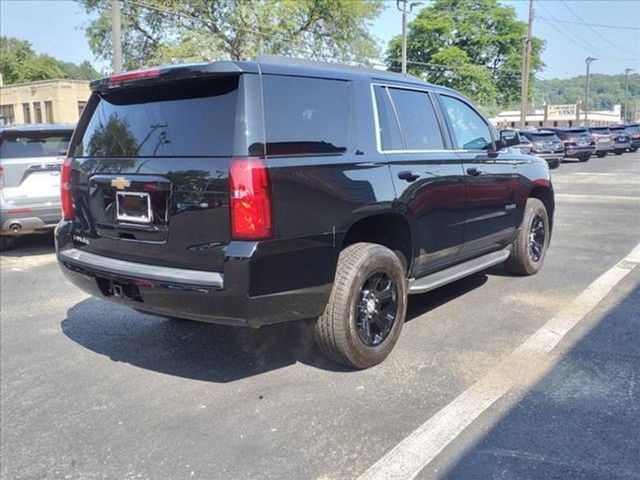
top-left (373, 86), bottom-right (403, 151)
top-left (1, 132), bottom-right (72, 158)
top-left (440, 95), bottom-right (493, 150)
top-left (262, 75), bottom-right (349, 156)
top-left (74, 76), bottom-right (239, 157)
top-left (386, 88), bottom-right (444, 150)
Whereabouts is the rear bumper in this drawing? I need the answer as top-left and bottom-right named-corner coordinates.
top-left (594, 144), bottom-right (614, 153)
top-left (564, 146), bottom-right (595, 158)
top-left (55, 221), bottom-right (333, 327)
top-left (613, 142), bottom-right (631, 150)
top-left (0, 206), bottom-right (60, 235)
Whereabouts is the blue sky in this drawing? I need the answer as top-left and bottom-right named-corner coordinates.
top-left (1, 0), bottom-right (639, 79)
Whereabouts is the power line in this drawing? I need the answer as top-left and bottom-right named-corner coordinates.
top-left (536, 2), bottom-right (639, 61)
top-left (536, 16), bottom-right (640, 32)
top-left (560, 0), bottom-right (639, 58)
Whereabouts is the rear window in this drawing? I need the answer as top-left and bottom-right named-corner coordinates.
top-left (74, 77), bottom-right (239, 157)
top-left (262, 75), bottom-right (349, 156)
top-left (1, 131), bottom-right (71, 158)
top-left (590, 128), bottom-right (610, 135)
top-left (522, 132), bottom-right (559, 141)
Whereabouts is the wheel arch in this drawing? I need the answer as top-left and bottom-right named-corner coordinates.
top-left (340, 212), bottom-right (414, 276)
top-left (528, 185), bottom-right (555, 233)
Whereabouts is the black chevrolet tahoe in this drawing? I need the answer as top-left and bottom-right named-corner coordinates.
top-left (56, 57), bottom-right (554, 368)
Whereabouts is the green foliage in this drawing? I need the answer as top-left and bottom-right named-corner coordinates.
top-left (80, 0), bottom-right (383, 70)
top-left (0, 36), bottom-right (101, 84)
top-left (386, 0), bottom-right (544, 110)
top-left (534, 74), bottom-right (640, 120)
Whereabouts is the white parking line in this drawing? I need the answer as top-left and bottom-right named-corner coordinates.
top-left (357, 242), bottom-right (640, 480)
top-left (555, 193), bottom-right (639, 203)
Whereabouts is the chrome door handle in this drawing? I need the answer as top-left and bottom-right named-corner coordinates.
top-left (397, 170), bottom-right (421, 182)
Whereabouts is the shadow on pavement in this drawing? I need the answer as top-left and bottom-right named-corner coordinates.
top-left (61, 271), bottom-right (490, 382)
top-left (440, 282), bottom-right (640, 479)
top-left (0, 232), bottom-right (55, 257)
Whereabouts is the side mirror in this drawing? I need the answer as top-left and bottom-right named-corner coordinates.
top-left (500, 130), bottom-right (520, 148)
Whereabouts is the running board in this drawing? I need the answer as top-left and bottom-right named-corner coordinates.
top-left (408, 248), bottom-right (510, 294)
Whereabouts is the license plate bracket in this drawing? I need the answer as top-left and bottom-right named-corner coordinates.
top-left (116, 191), bottom-right (152, 223)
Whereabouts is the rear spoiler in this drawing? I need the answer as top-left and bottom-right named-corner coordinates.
top-left (90, 61), bottom-right (259, 92)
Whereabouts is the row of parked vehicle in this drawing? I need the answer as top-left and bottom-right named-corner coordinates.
top-left (500, 124), bottom-right (640, 169)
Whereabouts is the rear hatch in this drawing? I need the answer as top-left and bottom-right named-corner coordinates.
top-left (523, 131), bottom-right (563, 153)
top-left (1, 128), bottom-right (72, 209)
top-left (68, 71), bottom-right (258, 272)
top-left (562, 129), bottom-right (593, 147)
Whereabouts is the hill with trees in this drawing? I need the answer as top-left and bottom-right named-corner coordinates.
top-left (533, 73), bottom-right (640, 120)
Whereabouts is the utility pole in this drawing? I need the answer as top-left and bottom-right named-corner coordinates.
top-left (112, 0), bottom-right (122, 73)
top-left (584, 57), bottom-right (597, 125)
top-left (624, 67), bottom-right (634, 123)
top-left (520, 0), bottom-right (534, 129)
top-left (397, 1), bottom-right (424, 75)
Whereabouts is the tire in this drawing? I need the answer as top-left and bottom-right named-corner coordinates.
top-left (631, 147), bottom-right (638, 153)
top-left (0, 236), bottom-right (17, 252)
top-left (615, 149), bottom-right (623, 155)
top-left (597, 153), bottom-right (606, 158)
top-left (579, 154), bottom-right (590, 162)
top-left (315, 242), bottom-right (407, 369)
top-left (505, 198), bottom-right (550, 276)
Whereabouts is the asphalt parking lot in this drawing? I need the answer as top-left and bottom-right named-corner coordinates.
top-left (1, 152), bottom-right (639, 480)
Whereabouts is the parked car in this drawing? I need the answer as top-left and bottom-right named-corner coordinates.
top-left (608, 126), bottom-right (631, 155)
top-left (497, 129), bottom-right (532, 155)
top-left (588, 126), bottom-right (615, 157)
top-left (56, 57), bottom-right (554, 368)
top-left (623, 124), bottom-right (640, 152)
top-left (0, 123), bottom-right (74, 251)
top-left (545, 127), bottom-right (595, 162)
top-left (518, 129), bottom-right (564, 169)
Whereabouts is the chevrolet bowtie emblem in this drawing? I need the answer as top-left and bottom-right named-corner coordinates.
top-left (111, 177), bottom-right (130, 190)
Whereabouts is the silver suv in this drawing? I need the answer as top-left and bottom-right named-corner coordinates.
top-left (0, 124), bottom-right (74, 251)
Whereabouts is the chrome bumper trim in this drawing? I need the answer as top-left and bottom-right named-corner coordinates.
top-left (58, 248), bottom-right (224, 288)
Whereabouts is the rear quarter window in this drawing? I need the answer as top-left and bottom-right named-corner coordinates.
top-left (262, 75), bottom-right (349, 156)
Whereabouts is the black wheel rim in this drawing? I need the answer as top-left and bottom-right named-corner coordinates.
top-left (528, 214), bottom-right (546, 262)
top-left (355, 270), bottom-right (398, 347)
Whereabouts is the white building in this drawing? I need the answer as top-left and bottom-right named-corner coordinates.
top-left (490, 104), bottom-right (622, 129)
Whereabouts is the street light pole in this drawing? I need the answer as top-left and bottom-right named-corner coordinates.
top-left (624, 68), bottom-right (634, 123)
top-left (584, 56), bottom-right (597, 125)
top-left (397, 1), bottom-right (424, 75)
top-left (111, 0), bottom-right (122, 73)
top-left (520, 0), bottom-right (534, 129)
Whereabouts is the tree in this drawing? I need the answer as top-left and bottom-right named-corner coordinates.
top-left (81, 0), bottom-right (383, 71)
top-left (0, 37), bottom-right (64, 83)
top-left (386, 0), bottom-right (544, 110)
top-left (0, 36), bottom-right (101, 84)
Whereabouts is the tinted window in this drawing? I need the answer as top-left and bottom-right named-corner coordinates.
top-left (374, 86), bottom-right (403, 150)
top-left (1, 132), bottom-right (72, 158)
top-left (386, 88), bottom-right (444, 150)
top-left (523, 132), bottom-right (561, 142)
top-left (74, 77), bottom-right (239, 157)
top-left (440, 95), bottom-right (492, 150)
top-left (590, 128), bottom-right (610, 135)
top-left (262, 75), bottom-right (348, 156)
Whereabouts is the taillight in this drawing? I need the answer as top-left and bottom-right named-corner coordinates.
top-left (229, 159), bottom-right (272, 240)
top-left (61, 157), bottom-right (74, 220)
